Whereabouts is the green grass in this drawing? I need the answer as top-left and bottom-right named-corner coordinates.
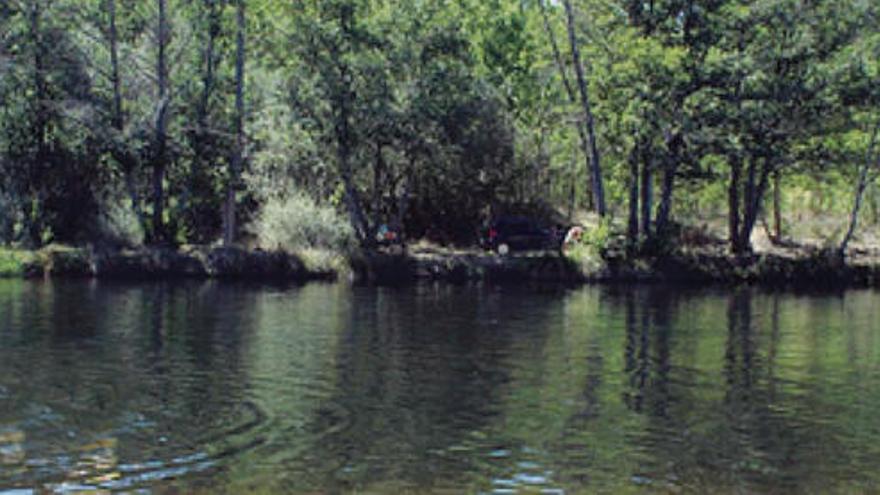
top-left (0, 247), bottom-right (35, 277)
top-left (296, 247), bottom-right (350, 277)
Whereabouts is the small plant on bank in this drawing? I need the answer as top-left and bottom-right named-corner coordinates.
top-left (97, 196), bottom-right (145, 247)
top-left (249, 192), bottom-right (356, 260)
top-left (564, 219), bottom-right (613, 275)
top-left (0, 248), bottom-right (32, 277)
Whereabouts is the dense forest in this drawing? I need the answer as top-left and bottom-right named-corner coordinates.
top-left (0, 0), bottom-right (878, 257)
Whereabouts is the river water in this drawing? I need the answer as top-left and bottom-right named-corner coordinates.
top-left (0, 280), bottom-right (879, 494)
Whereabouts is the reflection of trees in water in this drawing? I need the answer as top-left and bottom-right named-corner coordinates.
top-left (3, 282), bottom-right (880, 492)
top-left (622, 287), bottom-right (673, 419)
top-left (305, 285), bottom-right (561, 492)
top-left (0, 280), bottom-right (257, 490)
top-left (616, 288), bottom-right (861, 493)
top-left (547, 286), bottom-right (878, 493)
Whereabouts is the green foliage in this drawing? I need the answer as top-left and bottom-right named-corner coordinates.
top-left (564, 220), bottom-right (613, 274)
top-left (96, 194), bottom-right (146, 247)
top-left (249, 192), bottom-right (355, 254)
top-left (0, 248), bottom-right (32, 277)
top-left (0, 0), bottom-right (877, 253)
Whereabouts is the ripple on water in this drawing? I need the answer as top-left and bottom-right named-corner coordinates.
top-left (478, 444), bottom-right (565, 495)
top-left (0, 395), bottom-right (273, 492)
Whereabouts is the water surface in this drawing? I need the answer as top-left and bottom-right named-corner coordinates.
top-left (1, 280), bottom-right (879, 494)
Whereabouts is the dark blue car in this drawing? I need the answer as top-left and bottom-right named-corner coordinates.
top-left (483, 216), bottom-right (563, 255)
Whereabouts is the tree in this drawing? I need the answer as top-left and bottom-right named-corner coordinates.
top-left (562, 0), bottom-right (606, 217)
top-left (223, 0), bottom-right (245, 246)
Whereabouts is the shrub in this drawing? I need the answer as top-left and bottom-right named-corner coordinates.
top-left (563, 219), bottom-right (613, 275)
top-left (0, 191), bottom-right (22, 243)
top-left (0, 248), bottom-right (33, 277)
top-left (249, 192), bottom-right (355, 254)
top-left (97, 198), bottom-right (145, 247)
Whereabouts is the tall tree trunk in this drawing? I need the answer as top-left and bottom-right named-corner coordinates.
top-left (729, 154), bottom-right (742, 254)
top-left (654, 131), bottom-right (682, 237)
top-left (640, 152), bottom-right (653, 238)
top-left (339, 148), bottom-right (370, 245)
top-left (372, 141), bottom-right (384, 231)
top-left (151, 0), bottom-right (168, 244)
top-left (197, 1), bottom-right (218, 133)
top-left (840, 122), bottom-right (880, 256)
top-left (108, 0), bottom-right (123, 135)
top-left (655, 165), bottom-right (675, 237)
top-left (568, 155), bottom-right (577, 221)
top-left (393, 160), bottom-right (413, 245)
top-left (223, 0), bottom-right (245, 246)
top-left (108, 0), bottom-right (147, 234)
top-left (27, 0), bottom-right (47, 247)
top-left (538, 0), bottom-right (594, 211)
top-left (186, 0), bottom-right (218, 237)
top-left (627, 138), bottom-right (640, 249)
top-left (334, 7), bottom-right (370, 246)
top-left (772, 171), bottom-right (782, 241)
top-left (738, 157), bottom-right (773, 253)
top-left (562, 0), bottom-right (606, 217)
top-left (334, 73), bottom-right (369, 243)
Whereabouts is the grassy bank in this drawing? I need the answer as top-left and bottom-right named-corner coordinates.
top-left (5, 237), bottom-right (880, 289)
top-left (0, 247), bottom-right (34, 277)
top-left (0, 245), bottom-right (345, 282)
top-left (353, 239), bottom-right (880, 288)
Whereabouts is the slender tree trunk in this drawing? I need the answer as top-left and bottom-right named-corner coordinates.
top-left (538, 0), bottom-right (594, 211)
top-left (108, 0), bottom-right (147, 234)
top-left (871, 181), bottom-right (879, 225)
top-left (372, 141), bottom-right (384, 227)
top-left (151, 0), bottom-right (168, 244)
top-left (186, 0), bottom-right (218, 237)
top-left (339, 149), bottom-right (370, 245)
top-left (562, 0), bottom-right (605, 217)
top-left (640, 152), bottom-right (653, 238)
top-left (198, 1), bottom-right (218, 133)
top-left (735, 155), bottom-right (758, 254)
top-left (223, 0), bottom-right (245, 246)
top-left (738, 157), bottom-right (773, 253)
top-left (568, 156), bottom-right (577, 221)
top-left (840, 123), bottom-right (880, 256)
top-left (27, 0), bottom-right (47, 247)
top-left (335, 72), bottom-right (369, 243)
top-left (729, 154), bottom-right (742, 254)
top-left (108, 0), bottom-right (123, 134)
top-left (655, 132), bottom-right (682, 237)
top-left (655, 165), bottom-right (675, 237)
top-left (627, 139), bottom-right (640, 249)
top-left (334, 7), bottom-right (370, 246)
top-left (394, 160), bottom-right (413, 245)
top-left (772, 171), bottom-right (782, 241)
top-left (30, 1), bottom-right (46, 151)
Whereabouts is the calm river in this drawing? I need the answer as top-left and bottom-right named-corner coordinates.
top-left (0, 280), bottom-right (879, 494)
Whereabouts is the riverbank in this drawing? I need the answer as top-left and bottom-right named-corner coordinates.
top-left (0, 245), bottom-right (342, 282)
top-left (3, 242), bottom-right (880, 288)
top-left (353, 243), bottom-right (880, 288)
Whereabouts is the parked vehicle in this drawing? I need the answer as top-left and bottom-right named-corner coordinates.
top-left (483, 216), bottom-right (565, 255)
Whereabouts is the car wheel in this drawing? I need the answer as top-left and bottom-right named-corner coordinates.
top-left (497, 243), bottom-right (510, 256)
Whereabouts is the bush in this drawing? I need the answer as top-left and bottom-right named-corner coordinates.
top-left (0, 248), bottom-right (31, 277)
top-left (563, 220), bottom-right (613, 275)
top-left (249, 192), bottom-right (355, 254)
top-left (96, 197), bottom-right (145, 247)
top-left (0, 191), bottom-right (22, 243)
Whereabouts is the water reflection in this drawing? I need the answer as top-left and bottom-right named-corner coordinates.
top-left (1, 280), bottom-right (880, 493)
